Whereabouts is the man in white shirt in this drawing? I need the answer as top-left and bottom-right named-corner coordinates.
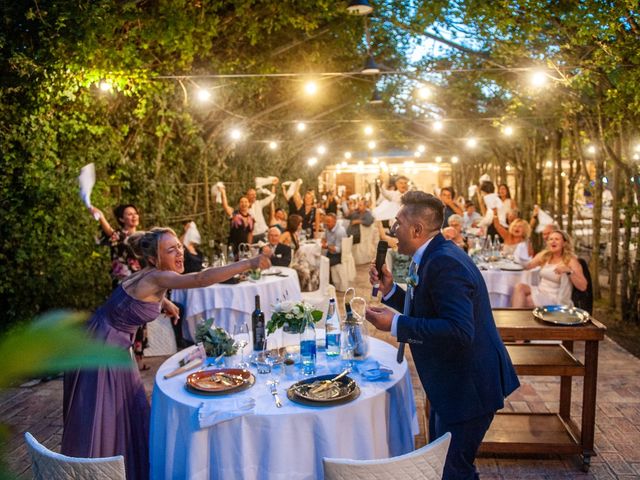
top-left (247, 177), bottom-right (278, 243)
top-left (322, 213), bottom-right (347, 266)
top-left (463, 200), bottom-right (482, 229)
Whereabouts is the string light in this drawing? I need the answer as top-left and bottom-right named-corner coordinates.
top-left (530, 71), bottom-right (548, 87)
top-left (587, 145), bottom-right (596, 154)
top-left (367, 140), bottom-right (376, 149)
top-left (435, 156), bottom-right (442, 163)
top-left (307, 157), bottom-right (318, 166)
top-left (432, 121), bottom-right (443, 132)
top-left (99, 81), bottom-right (112, 92)
top-left (545, 160), bottom-right (553, 168)
top-left (304, 81), bottom-right (318, 95)
top-left (316, 144), bottom-right (327, 155)
top-left (633, 153), bottom-right (640, 161)
top-left (196, 89), bottom-right (211, 102)
top-left (451, 156), bottom-right (459, 164)
top-left (372, 157), bottom-right (379, 164)
top-left (502, 126), bottom-right (514, 136)
top-left (344, 151), bottom-right (352, 159)
top-left (268, 141), bottom-right (278, 150)
top-left (296, 122), bottom-right (307, 132)
top-left (466, 138), bottom-right (478, 148)
top-left (417, 144), bottom-right (426, 153)
top-left (416, 86), bottom-right (432, 99)
top-left (560, 171), bottom-right (566, 177)
top-left (363, 125), bottom-right (374, 136)
top-left (414, 151), bottom-right (421, 157)
top-left (230, 128), bottom-right (242, 140)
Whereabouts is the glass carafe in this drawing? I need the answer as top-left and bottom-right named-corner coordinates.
top-left (339, 288), bottom-right (369, 363)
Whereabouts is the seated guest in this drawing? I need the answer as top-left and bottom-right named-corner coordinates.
top-left (346, 199), bottom-right (374, 244)
top-left (261, 227), bottom-right (292, 267)
top-left (322, 213), bottom-right (347, 266)
top-left (269, 206), bottom-right (288, 233)
top-left (439, 186), bottom-right (463, 226)
top-left (511, 230), bottom-right (587, 308)
top-left (492, 214), bottom-right (534, 262)
top-left (280, 214), bottom-right (302, 251)
top-left (443, 214), bottom-right (467, 250)
top-left (462, 199), bottom-right (481, 229)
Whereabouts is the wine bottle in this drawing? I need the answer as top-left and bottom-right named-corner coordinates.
top-left (325, 298), bottom-right (341, 357)
top-left (252, 295), bottom-right (265, 351)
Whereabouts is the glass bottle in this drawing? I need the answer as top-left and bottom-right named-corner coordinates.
top-left (227, 245), bottom-right (235, 263)
top-left (299, 314), bottom-right (317, 375)
top-left (251, 295), bottom-right (265, 352)
top-left (325, 298), bottom-right (341, 357)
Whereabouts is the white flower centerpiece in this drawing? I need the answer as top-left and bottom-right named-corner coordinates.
top-left (266, 300), bottom-right (323, 335)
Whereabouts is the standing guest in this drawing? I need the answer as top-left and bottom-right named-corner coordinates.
top-left (498, 184), bottom-right (517, 222)
top-left (322, 213), bottom-right (347, 266)
top-left (180, 220), bottom-right (204, 274)
top-left (374, 176), bottom-right (410, 225)
top-left (246, 177), bottom-right (278, 243)
top-left (365, 192), bottom-right (519, 480)
top-left (220, 187), bottom-right (254, 260)
top-left (62, 227), bottom-right (270, 480)
top-left (280, 214), bottom-right (302, 251)
top-left (346, 199), bottom-right (375, 244)
top-left (89, 204), bottom-right (177, 371)
top-left (290, 183), bottom-right (320, 236)
top-left (324, 190), bottom-right (339, 214)
top-left (477, 181), bottom-right (504, 237)
top-left (462, 200), bottom-right (481, 230)
top-left (439, 186), bottom-right (463, 227)
top-left (261, 227), bottom-right (292, 267)
top-left (511, 230), bottom-right (587, 308)
top-left (269, 207), bottom-right (288, 233)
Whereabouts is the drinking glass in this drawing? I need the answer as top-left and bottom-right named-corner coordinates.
top-left (233, 322), bottom-right (250, 369)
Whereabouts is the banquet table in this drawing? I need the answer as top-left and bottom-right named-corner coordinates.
top-left (480, 266), bottom-right (534, 308)
top-left (171, 267), bottom-right (301, 342)
top-left (149, 337), bottom-right (419, 480)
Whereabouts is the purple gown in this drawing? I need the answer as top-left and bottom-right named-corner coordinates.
top-left (62, 285), bottom-right (161, 480)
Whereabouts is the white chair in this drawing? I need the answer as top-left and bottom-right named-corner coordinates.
top-left (352, 224), bottom-right (377, 265)
top-left (145, 313), bottom-right (178, 356)
top-left (330, 236), bottom-right (356, 292)
top-left (24, 432), bottom-right (126, 480)
top-left (323, 432), bottom-right (451, 480)
top-left (301, 256), bottom-right (337, 318)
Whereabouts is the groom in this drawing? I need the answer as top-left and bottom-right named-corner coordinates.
top-left (366, 191), bottom-right (519, 480)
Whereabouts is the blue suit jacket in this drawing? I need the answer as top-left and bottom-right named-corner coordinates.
top-left (384, 233), bottom-right (520, 424)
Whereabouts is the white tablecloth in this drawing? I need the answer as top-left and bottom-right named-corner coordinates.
top-left (149, 337), bottom-right (419, 480)
top-left (480, 268), bottom-right (533, 308)
top-left (171, 268), bottom-right (301, 342)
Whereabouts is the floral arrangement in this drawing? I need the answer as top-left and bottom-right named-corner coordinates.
top-left (195, 319), bottom-right (238, 357)
top-left (266, 301), bottom-right (323, 335)
top-left (405, 271), bottom-right (419, 288)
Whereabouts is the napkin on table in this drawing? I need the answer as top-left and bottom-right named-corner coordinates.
top-left (197, 398), bottom-right (256, 429)
top-left (355, 359), bottom-right (393, 381)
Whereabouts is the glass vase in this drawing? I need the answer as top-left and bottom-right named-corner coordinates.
top-left (299, 316), bottom-right (317, 375)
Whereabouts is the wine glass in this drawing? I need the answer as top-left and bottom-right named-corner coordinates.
top-left (233, 322), bottom-right (250, 369)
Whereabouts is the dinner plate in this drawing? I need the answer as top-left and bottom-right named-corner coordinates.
top-left (287, 374), bottom-right (360, 407)
top-left (186, 368), bottom-right (255, 395)
top-left (499, 263), bottom-right (524, 271)
top-left (532, 305), bottom-right (591, 326)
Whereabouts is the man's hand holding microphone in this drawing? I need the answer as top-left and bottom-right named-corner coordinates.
top-left (365, 241), bottom-right (395, 333)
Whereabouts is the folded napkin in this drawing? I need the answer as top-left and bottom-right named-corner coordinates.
top-left (355, 359), bottom-right (393, 381)
top-left (197, 398), bottom-right (255, 429)
top-left (513, 242), bottom-right (532, 265)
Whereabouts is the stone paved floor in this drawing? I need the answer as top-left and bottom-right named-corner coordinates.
top-left (2, 265), bottom-right (640, 479)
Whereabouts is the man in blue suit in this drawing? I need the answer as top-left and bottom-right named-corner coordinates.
top-left (366, 191), bottom-right (519, 480)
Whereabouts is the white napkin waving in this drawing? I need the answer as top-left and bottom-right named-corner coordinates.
top-left (513, 242), bottom-right (532, 265)
top-left (255, 176), bottom-right (277, 189)
top-left (479, 173), bottom-right (491, 184)
top-left (281, 179), bottom-right (302, 200)
top-left (78, 163), bottom-right (100, 220)
top-left (468, 184), bottom-right (478, 198)
top-left (535, 206), bottom-right (554, 233)
top-left (483, 193), bottom-right (502, 211)
top-left (183, 221), bottom-right (201, 246)
top-left (197, 398), bottom-right (256, 429)
top-left (211, 182), bottom-right (224, 204)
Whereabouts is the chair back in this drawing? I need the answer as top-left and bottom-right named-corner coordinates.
top-left (318, 255), bottom-right (330, 294)
top-left (24, 432), bottom-right (126, 480)
top-left (340, 235), bottom-right (354, 263)
top-left (572, 257), bottom-right (593, 314)
top-left (323, 432), bottom-right (451, 480)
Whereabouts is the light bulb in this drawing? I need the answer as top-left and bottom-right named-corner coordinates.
top-left (417, 144), bottom-right (426, 153)
top-left (451, 156), bottom-right (459, 164)
top-left (417, 86), bottom-right (431, 99)
top-left (304, 81), bottom-right (318, 95)
top-left (344, 151), bottom-right (352, 159)
top-left (466, 138), bottom-right (478, 148)
top-left (99, 81), bottom-right (112, 92)
top-left (587, 145), bottom-right (596, 154)
top-left (296, 122), bottom-right (307, 132)
top-left (268, 141), bottom-right (278, 150)
top-left (530, 71), bottom-right (548, 87)
top-left (435, 156), bottom-right (442, 163)
top-left (230, 129), bottom-right (242, 140)
top-left (368, 140), bottom-right (376, 149)
top-left (432, 121), bottom-right (443, 132)
top-left (317, 145), bottom-right (327, 155)
top-left (364, 125), bottom-right (374, 136)
top-left (196, 89), bottom-right (211, 102)
top-left (307, 157), bottom-right (318, 166)
top-left (503, 126), bottom-right (514, 136)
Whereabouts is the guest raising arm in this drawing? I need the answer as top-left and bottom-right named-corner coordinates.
top-left (63, 227), bottom-right (270, 480)
top-left (221, 186), bottom-right (255, 259)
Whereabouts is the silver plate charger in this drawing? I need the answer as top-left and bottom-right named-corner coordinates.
top-left (532, 305), bottom-right (591, 326)
top-left (499, 263), bottom-right (524, 271)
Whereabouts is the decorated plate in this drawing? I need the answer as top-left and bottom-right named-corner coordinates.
top-left (186, 368), bottom-right (255, 395)
top-left (287, 374), bottom-right (360, 406)
top-left (532, 305), bottom-right (591, 326)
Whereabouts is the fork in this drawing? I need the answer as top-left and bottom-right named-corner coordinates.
top-left (267, 380), bottom-right (282, 408)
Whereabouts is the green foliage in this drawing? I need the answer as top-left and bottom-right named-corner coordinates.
top-left (195, 319), bottom-right (237, 357)
top-left (266, 301), bottom-right (323, 335)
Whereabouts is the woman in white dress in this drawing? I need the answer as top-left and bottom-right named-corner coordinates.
top-left (511, 230), bottom-right (587, 307)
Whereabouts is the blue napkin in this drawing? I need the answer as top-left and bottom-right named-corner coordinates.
top-left (355, 359), bottom-right (393, 381)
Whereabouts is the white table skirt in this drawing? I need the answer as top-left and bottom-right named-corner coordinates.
top-left (481, 269), bottom-right (533, 308)
top-left (149, 337), bottom-right (419, 480)
top-left (171, 267), bottom-right (301, 342)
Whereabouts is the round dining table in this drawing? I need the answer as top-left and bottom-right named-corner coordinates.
top-left (149, 337), bottom-right (419, 480)
top-left (479, 265), bottom-right (534, 308)
top-left (171, 267), bottom-right (301, 342)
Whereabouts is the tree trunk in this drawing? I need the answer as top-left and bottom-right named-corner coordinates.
top-left (609, 160), bottom-right (620, 309)
top-left (553, 129), bottom-right (563, 227)
top-left (590, 149), bottom-right (604, 300)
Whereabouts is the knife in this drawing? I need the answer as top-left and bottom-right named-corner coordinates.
top-left (269, 382), bottom-right (282, 408)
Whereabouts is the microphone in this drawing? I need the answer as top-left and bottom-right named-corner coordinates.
top-left (371, 241), bottom-right (389, 297)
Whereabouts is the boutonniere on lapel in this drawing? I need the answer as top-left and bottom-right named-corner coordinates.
top-left (405, 272), bottom-right (419, 289)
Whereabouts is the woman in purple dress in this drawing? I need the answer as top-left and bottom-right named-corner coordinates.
top-left (62, 227), bottom-right (271, 480)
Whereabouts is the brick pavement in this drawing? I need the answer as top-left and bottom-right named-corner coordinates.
top-left (2, 265), bottom-right (640, 479)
